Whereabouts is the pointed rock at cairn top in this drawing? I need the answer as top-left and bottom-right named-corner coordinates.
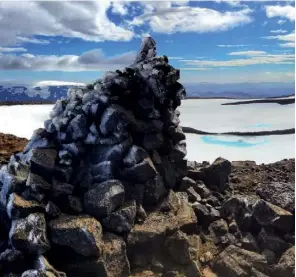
top-left (133, 36), bottom-right (157, 64)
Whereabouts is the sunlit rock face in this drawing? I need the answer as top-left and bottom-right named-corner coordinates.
top-left (0, 37), bottom-right (187, 276)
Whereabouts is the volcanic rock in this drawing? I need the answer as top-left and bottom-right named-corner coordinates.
top-left (84, 179), bottom-right (125, 219)
top-left (49, 214), bottom-right (103, 257)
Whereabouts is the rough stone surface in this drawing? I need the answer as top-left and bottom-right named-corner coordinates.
top-left (9, 213), bottom-right (50, 254)
top-left (84, 180), bottom-right (125, 219)
top-left (211, 245), bottom-right (268, 277)
top-left (256, 182), bottom-right (295, 213)
top-left (49, 214), bottom-right (103, 257)
top-left (252, 200), bottom-right (294, 233)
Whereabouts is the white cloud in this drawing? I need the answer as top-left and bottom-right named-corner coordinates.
top-left (265, 5), bottom-right (295, 21)
top-left (270, 29), bottom-right (288, 34)
top-left (128, 5), bottom-right (253, 34)
top-left (217, 44), bottom-right (248, 47)
top-left (15, 36), bottom-right (50, 45)
top-left (111, 2), bottom-right (129, 16)
top-left (181, 51), bottom-right (295, 67)
top-left (180, 67), bottom-right (211, 71)
top-left (168, 56), bottom-right (184, 60)
top-left (264, 31), bottom-right (295, 48)
top-left (0, 47), bottom-right (27, 53)
top-left (0, 49), bottom-right (136, 71)
top-left (228, 50), bottom-right (267, 56)
top-left (0, 1), bottom-right (134, 47)
top-left (280, 42), bottom-right (295, 48)
top-left (277, 19), bottom-right (287, 25)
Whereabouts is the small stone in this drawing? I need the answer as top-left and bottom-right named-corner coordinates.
top-left (192, 202), bottom-right (211, 227)
top-left (49, 214), bottom-right (103, 257)
top-left (228, 220), bottom-right (238, 233)
top-left (179, 177), bottom-right (196, 191)
top-left (209, 219), bottom-right (229, 237)
top-left (241, 233), bottom-right (259, 252)
top-left (187, 187), bottom-right (201, 202)
top-left (199, 251), bottom-right (214, 264)
top-left (122, 145), bottom-right (148, 167)
top-left (45, 201), bottom-right (61, 218)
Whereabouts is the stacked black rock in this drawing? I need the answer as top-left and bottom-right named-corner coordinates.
top-left (0, 37), bottom-right (187, 276)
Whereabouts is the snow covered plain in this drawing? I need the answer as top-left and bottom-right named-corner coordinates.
top-left (0, 99), bottom-right (294, 164)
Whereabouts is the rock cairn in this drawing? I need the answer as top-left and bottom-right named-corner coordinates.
top-left (0, 37), bottom-right (188, 276)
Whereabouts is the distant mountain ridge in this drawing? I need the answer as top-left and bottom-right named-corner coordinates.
top-left (184, 82), bottom-right (295, 99)
top-left (0, 81), bottom-right (294, 103)
top-left (0, 83), bottom-right (81, 103)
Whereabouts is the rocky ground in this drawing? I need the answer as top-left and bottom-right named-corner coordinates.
top-left (0, 133), bottom-right (28, 164)
top-left (0, 132), bottom-right (294, 277)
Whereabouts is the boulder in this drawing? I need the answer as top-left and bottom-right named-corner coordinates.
top-left (272, 246), bottom-right (295, 277)
top-left (84, 180), bottom-right (125, 219)
top-left (186, 187), bottom-right (201, 203)
top-left (127, 198), bottom-right (197, 268)
top-left (258, 228), bottom-right (290, 254)
top-left (211, 245), bottom-right (268, 277)
top-left (191, 202), bottom-right (211, 227)
top-left (90, 137), bottom-right (132, 164)
top-left (165, 230), bottom-right (201, 265)
top-left (144, 175), bottom-right (168, 206)
top-left (188, 158), bottom-right (231, 192)
top-left (34, 256), bottom-right (66, 277)
top-left (9, 213), bottom-right (50, 254)
top-left (0, 249), bottom-right (31, 274)
top-left (101, 201), bottom-right (137, 234)
top-left (29, 149), bottom-right (57, 178)
top-left (91, 161), bottom-right (115, 183)
top-left (122, 145), bottom-right (148, 167)
top-left (252, 200), bottom-right (294, 233)
top-left (7, 193), bottom-right (44, 219)
top-left (61, 233), bottom-right (130, 277)
top-left (49, 214), bottom-right (103, 257)
top-left (241, 233), bottom-right (259, 252)
top-left (158, 190), bottom-right (180, 214)
top-left (120, 158), bottom-right (157, 183)
top-left (209, 219), bottom-right (228, 237)
top-left (66, 114), bottom-right (88, 141)
top-left (26, 173), bottom-right (51, 192)
top-left (141, 132), bottom-right (164, 151)
top-left (257, 182), bottom-right (295, 213)
top-left (99, 105), bottom-right (132, 136)
top-left (179, 177), bottom-right (196, 191)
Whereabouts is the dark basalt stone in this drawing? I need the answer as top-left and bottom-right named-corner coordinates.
top-left (84, 180), bottom-right (125, 219)
top-left (49, 214), bottom-right (103, 257)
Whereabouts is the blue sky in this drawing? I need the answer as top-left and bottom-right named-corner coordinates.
top-left (0, 0), bottom-right (294, 85)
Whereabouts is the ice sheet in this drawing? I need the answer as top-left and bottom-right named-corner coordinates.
top-left (0, 103), bottom-right (294, 163)
top-left (179, 99), bottom-right (295, 132)
top-left (186, 133), bottom-right (295, 164)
